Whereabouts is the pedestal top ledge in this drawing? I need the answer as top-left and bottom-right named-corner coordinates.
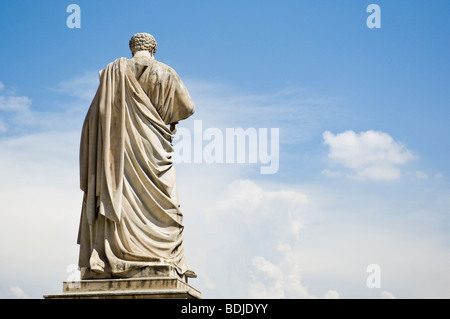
top-left (44, 277), bottom-right (201, 299)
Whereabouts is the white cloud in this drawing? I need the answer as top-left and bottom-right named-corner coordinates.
top-left (0, 95), bottom-right (31, 113)
top-left (323, 130), bottom-right (416, 181)
top-left (323, 290), bottom-right (340, 299)
top-left (55, 70), bottom-right (99, 101)
top-left (406, 170), bottom-right (430, 181)
top-left (321, 168), bottom-right (342, 178)
top-left (185, 79), bottom-right (338, 145)
top-left (215, 180), bottom-right (308, 214)
top-left (249, 253), bottom-right (341, 299)
top-left (434, 173), bottom-right (443, 179)
top-left (381, 291), bottom-right (396, 299)
top-left (9, 286), bottom-right (30, 299)
top-left (249, 253), bottom-right (315, 299)
top-left (251, 256), bottom-right (284, 280)
top-left (208, 179), bottom-right (310, 245)
top-left (415, 170), bottom-right (429, 180)
top-left (185, 178), bottom-right (338, 299)
top-left (0, 82), bottom-right (4, 91)
top-left (0, 80), bottom-right (91, 135)
top-left (0, 86), bottom-right (34, 133)
top-left (250, 256), bottom-right (285, 298)
top-left (0, 120), bottom-right (7, 133)
top-left (288, 180), bottom-right (450, 299)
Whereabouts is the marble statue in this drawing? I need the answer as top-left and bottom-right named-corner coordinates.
top-left (77, 33), bottom-right (196, 281)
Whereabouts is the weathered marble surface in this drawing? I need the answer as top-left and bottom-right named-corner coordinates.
top-left (77, 33), bottom-right (196, 280)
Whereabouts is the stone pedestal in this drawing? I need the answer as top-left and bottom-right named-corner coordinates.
top-left (44, 277), bottom-right (201, 299)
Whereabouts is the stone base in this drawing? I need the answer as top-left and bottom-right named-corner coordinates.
top-left (43, 277), bottom-right (201, 299)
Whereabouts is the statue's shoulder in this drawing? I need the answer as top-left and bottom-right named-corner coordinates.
top-left (150, 59), bottom-right (173, 71)
top-left (99, 58), bottom-right (127, 74)
top-left (150, 59), bottom-right (181, 80)
top-left (106, 57), bottom-right (127, 67)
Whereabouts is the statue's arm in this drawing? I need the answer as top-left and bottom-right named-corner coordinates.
top-left (170, 68), bottom-right (195, 123)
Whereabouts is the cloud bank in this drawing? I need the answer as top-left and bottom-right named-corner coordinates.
top-left (0, 74), bottom-right (449, 300)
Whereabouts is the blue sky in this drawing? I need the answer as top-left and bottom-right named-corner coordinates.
top-left (0, 0), bottom-right (449, 299)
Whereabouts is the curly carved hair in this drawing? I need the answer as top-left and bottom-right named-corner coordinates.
top-left (129, 33), bottom-right (157, 56)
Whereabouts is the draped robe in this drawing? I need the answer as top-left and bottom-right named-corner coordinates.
top-left (77, 54), bottom-right (195, 278)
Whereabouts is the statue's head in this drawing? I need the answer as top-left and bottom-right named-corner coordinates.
top-left (129, 33), bottom-right (157, 56)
